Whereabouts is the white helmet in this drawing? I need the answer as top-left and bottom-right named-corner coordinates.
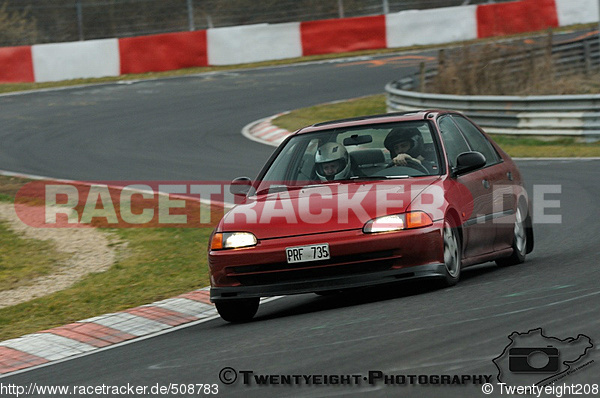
top-left (315, 142), bottom-right (351, 181)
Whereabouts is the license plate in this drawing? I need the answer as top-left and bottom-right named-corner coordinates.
top-left (286, 244), bottom-right (330, 264)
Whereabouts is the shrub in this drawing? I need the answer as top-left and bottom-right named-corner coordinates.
top-left (426, 32), bottom-right (600, 96)
top-left (0, 2), bottom-right (38, 46)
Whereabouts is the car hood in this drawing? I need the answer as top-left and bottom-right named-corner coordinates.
top-left (220, 177), bottom-right (440, 239)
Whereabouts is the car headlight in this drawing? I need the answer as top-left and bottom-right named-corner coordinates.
top-left (363, 211), bottom-right (433, 233)
top-left (363, 214), bottom-right (405, 233)
top-left (210, 232), bottom-right (258, 250)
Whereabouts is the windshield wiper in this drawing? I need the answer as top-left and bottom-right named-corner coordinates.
top-left (349, 175), bottom-right (409, 180)
top-left (256, 185), bottom-right (288, 195)
top-left (255, 184), bottom-right (313, 195)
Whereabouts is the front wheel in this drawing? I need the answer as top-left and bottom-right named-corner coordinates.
top-left (440, 219), bottom-right (461, 287)
top-left (215, 298), bottom-right (260, 323)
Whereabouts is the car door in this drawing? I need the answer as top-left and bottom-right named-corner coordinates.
top-left (438, 115), bottom-right (495, 259)
top-left (450, 115), bottom-right (515, 252)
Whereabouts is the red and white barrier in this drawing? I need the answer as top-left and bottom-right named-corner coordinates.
top-left (0, 0), bottom-right (594, 84)
top-left (31, 39), bottom-right (120, 82)
top-left (119, 31), bottom-right (208, 74)
top-left (208, 22), bottom-right (302, 65)
top-left (0, 46), bottom-right (33, 82)
top-left (301, 16), bottom-right (386, 55)
top-left (477, 0), bottom-right (558, 38)
top-left (555, 0), bottom-right (599, 26)
top-left (387, 6), bottom-right (478, 48)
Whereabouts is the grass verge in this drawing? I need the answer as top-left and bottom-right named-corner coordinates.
top-left (273, 95), bottom-right (600, 158)
top-left (0, 175), bottom-right (213, 342)
top-left (0, 221), bottom-right (68, 292)
top-left (0, 227), bottom-right (212, 342)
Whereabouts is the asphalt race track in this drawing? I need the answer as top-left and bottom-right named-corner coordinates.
top-left (0, 53), bottom-right (434, 182)
top-left (2, 32), bottom-right (600, 397)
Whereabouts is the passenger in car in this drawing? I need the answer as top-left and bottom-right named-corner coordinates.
top-left (314, 142), bottom-right (353, 181)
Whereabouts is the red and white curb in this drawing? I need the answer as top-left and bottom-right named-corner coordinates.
top-left (242, 112), bottom-right (293, 147)
top-left (0, 169), bottom-right (243, 377)
top-left (0, 288), bottom-right (216, 375)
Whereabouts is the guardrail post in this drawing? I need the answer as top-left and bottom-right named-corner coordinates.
top-left (187, 0), bottom-right (195, 31)
top-left (338, 0), bottom-right (345, 18)
top-left (419, 62), bottom-right (426, 92)
top-left (584, 39), bottom-right (592, 75)
top-left (545, 28), bottom-right (553, 59)
top-left (76, 0), bottom-right (84, 41)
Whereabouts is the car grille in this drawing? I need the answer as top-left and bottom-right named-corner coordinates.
top-left (226, 250), bottom-right (398, 286)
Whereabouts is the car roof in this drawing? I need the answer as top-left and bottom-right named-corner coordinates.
top-left (293, 109), bottom-right (454, 135)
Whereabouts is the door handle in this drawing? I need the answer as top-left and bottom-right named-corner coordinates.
top-left (482, 179), bottom-right (490, 189)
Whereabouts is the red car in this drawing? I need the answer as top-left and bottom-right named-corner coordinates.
top-left (209, 110), bottom-right (534, 322)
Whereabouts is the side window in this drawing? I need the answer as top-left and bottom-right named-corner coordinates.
top-left (261, 139), bottom-right (302, 182)
top-left (452, 116), bottom-right (501, 166)
top-left (438, 116), bottom-right (470, 168)
top-left (261, 137), bottom-right (321, 183)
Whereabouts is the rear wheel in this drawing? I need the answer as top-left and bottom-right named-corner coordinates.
top-left (440, 219), bottom-right (461, 286)
top-left (215, 298), bottom-right (259, 323)
top-left (496, 205), bottom-right (527, 267)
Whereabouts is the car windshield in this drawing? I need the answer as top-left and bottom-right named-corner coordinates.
top-left (257, 121), bottom-right (441, 192)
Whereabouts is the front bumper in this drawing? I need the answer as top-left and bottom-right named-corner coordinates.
top-left (210, 262), bottom-right (447, 301)
top-left (209, 222), bottom-right (445, 302)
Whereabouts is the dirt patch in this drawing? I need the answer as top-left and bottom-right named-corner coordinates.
top-left (0, 203), bottom-right (120, 309)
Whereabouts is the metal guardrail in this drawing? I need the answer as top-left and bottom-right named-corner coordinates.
top-left (488, 33), bottom-right (600, 77)
top-left (386, 86), bottom-right (600, 137)
top-left (552, 34), bottom-right (600, 76)
top-left (386, 34), bottom-right (600, 139)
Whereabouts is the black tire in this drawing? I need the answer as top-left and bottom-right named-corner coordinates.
top-left (496, 204), bottom-right (528, 267)
top-left (440, 218), bottom-right (461, 287)
top-left (215, 298), bottom-right (260, 323)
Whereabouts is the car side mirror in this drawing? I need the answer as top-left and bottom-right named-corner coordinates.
top-left (230, 177), bottom-right (252, 196)
top-left (454, 151), bottom-right (486, 176)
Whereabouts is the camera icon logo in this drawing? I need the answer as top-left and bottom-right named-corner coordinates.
top-left (508, 346), bottom-right (560, 373)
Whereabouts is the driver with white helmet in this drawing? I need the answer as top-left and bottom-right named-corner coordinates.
top-left (315, 142), bottom-right (352, 181)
